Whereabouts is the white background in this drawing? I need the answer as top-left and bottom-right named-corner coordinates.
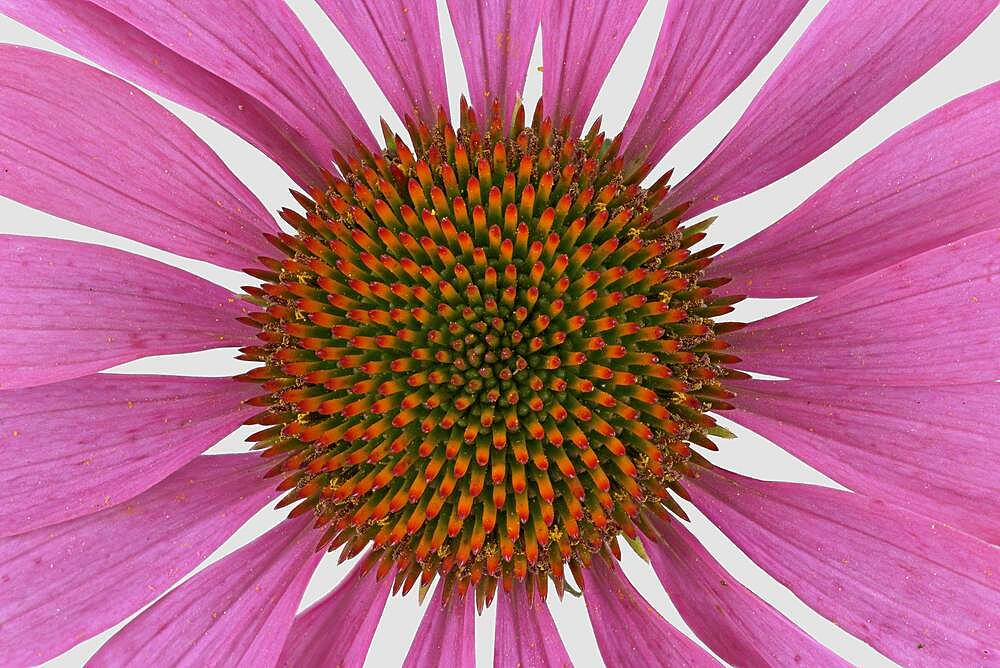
top-left (2, 1), bottom-right (999, 665)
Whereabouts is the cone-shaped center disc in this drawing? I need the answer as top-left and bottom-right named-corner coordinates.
top-left (239, 102), bottom-right (741, 604)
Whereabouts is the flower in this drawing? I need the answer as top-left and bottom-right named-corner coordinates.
top-left (0, 0), bottom-right (998, 666)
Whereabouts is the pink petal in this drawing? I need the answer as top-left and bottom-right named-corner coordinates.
top-left (665, 0), bottom-right (996, 217)
top-left (689, 467), bottom-right (1000, 666)
top-left (0, 45), bottom-right (276, 270)
top-left (727, 229), bottom-right (1000, 385)
top-left (541, 0), bottom-right (646, 134)
top-left (623, 0), bottom-right (807, 168)
top-left (715, 81), bottom-right (1000, 297)
top-left (0, 0), bottom-right (320, 186)
top-left (277, 559), bottom-right (391, 667)
top-left (0, 236), bottom-right (253, 390)
top-left (0, 454), bottom-right (273, 666)
top-left (495, 582), bottom-right (573, 667)
top-left (403, 586), bottom-right (476, 668)
top-left (317, 0), bottom-right (448, 125)
top-left (92, 515), bottom-right (323, 667)
top-left (583, 556), bottom-right (719, 667)
top-left (86, 0), bottom-right (375, 171)
top-left (727, 379), bottom-right (1000, 544)
top-left (446, 0), bottom-right (542, 121)
top-left (642, 515), bottom-right (849, 667)
top-left (0, 374), bottom-right (256, 537)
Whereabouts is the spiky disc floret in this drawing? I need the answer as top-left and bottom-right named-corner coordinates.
top-left (238, 101), bottom-right (744, 606)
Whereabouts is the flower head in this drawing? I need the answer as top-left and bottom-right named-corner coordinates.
top-left (0, 1), bottom-right (998, 666)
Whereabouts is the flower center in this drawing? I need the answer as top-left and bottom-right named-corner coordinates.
top-left (238, 102), bottom-right (742, 604)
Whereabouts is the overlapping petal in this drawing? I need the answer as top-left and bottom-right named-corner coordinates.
top-left (495, 582), bottom-right (573, 667)
top-left (715, 81), bottom-right (1000, 297)
top-left (0, 236), bottom-right (253, 390)
top-left (727, 229), bottom-right (1000, 385)
top-left (623, 0), bottom-right (807, 168)
top-left (317, 0), bottom-right (448, 125)
top-left (277, 559), bottom-right (391, 667)
top-left (84, 0), bottom-right (375, 172)
top-left (583, 556), bottom-right (719, 667)
top-left (666, 0), bottom-right (998, 217)
top-left (403, 586), bottom-right (476, 668)
top-left (541, 0), bottom-right (647, 134)
top-left (643, 515), bottom-right (849, 667)
top-left (0, 0), bottom-right (321, 186)
top-left (0, 454), bottom-right (274, 666)
top-left (92, 515), bottom-right (322, 666)
top-left (0, 45), bottom-right (276, 269)
top-left (446, 0), bottom-right (542, 121)
top-left (727, 379), bottom-right (1000, 544)
top-left (689, 467), bottom-right (1000, 665)
top-left (0, 374), bottom-right (256, 537)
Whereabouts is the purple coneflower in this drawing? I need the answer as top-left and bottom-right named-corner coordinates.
top-left (1, 0), bottom-right (998, 666)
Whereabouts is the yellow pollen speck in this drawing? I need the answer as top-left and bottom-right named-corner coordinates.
top-left (127, 400), bottom-right (134, 409)
top-left (11, 430), bottom-right (18, 437)
top-left (495, 30), bottom-right (512, 52)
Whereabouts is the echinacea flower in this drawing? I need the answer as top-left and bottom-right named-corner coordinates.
top-left (1, 0), bottom-right (998, 665)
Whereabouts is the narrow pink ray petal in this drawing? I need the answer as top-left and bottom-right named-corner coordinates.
top-left (92, 515), bottom-right (323, 667)
top-left (0, 45), bottom-right (277, 270)
top-left (622, 0), bottom-right (807, 169)
top-left (689, 467), bottom-right (1000, 666)
top-left (0, 454), bottom-right (274, 666)
top-left (403, 586), bottom-right (476, 668)
top-left (0, 374), bottom-right (257, 537)
top-left (642, 515), bottom-right (849, 667)
top-left (0, 0), bottom-right (320, 187)
top-left (715, 81), bottom-right (1000, 297)
top-left (85, 0), bottom-right (376, 171)
top-left (665, 0), bottom-right (998, 217)
top-left (583, 556), bottom-right (719, 667)
top-left (277, 559), bottom-right (392, 667)
top-left (541, 0), bottom-right (647, 135)
top-left (446, 0), bottom-right (542, 121)
top-left (0, 236), bottom-right (253, 390)
top-left (317, 0), bottom-right (448, 125)
top-left (727, 229), bottom-right (1000, 386)
top-left (495, 582), bottom-right (573, 667)
top-left (727, 379), bottom-right (1000, 544)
